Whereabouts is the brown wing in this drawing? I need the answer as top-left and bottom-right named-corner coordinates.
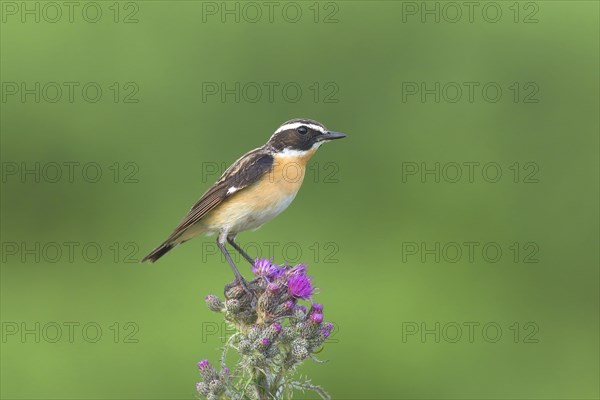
top-left (167, 147), bottom-right (274, 240)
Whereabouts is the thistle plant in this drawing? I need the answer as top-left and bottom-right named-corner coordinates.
top-left (196, 258), bottom-right (333, 400)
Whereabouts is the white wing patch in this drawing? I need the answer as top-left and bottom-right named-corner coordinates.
top-left (226, 187), bottom-right (239, 195)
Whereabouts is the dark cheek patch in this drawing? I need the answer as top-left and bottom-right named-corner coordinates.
top-left (270, 129), bottom-right (322, 151)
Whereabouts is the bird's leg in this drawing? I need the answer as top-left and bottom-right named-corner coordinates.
top-left (227, 235), bottom-right (255, 265)
top-left (217, 233), bottom-right (253, 296)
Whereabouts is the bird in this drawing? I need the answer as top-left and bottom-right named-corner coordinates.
top-left (142, 118), bottom-right (346, 288)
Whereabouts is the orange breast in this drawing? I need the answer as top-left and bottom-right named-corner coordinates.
top-left (200, 148), bottom-right (318, 232)
top-left (269, 149), bottom-right (316, 194)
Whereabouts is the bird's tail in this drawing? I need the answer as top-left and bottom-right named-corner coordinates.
top-left (141, 241), bottom-right (174, 263)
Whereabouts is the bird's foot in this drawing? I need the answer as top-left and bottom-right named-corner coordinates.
top-left (237, 276), bottom-right (256, 299)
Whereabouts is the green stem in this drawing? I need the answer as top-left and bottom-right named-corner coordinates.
top-left (252, 367), bottom-right (269, 400)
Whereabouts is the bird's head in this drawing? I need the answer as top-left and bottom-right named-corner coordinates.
top-left (267, 118), bottom-right (346, 154)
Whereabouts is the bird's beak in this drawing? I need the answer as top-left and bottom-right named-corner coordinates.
top-left (316, 131), bottom-right (347, 142)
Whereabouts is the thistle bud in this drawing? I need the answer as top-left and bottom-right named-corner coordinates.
top-left (225, 299), bottom-right (240, 313)
top-left (274, 299), bottom-right (294, 317)
top-left (293, 305), bottom-right (307, 321)
top-left (309, 303), bottom-right (323, 314)
top-left (309, 313), bottom-right (323, 325)
top-left (204, 295), bottom-right (224, 312)
top-left (252, 276), bottom-right (268, 292)
top-left (209, 379), bottom-right (225, 394)
top-left (323, 322), bottom-right (334, 332)
top-left (311, 324), bottom-right (332, 347)
top-left (268, 282), bottom-right (280, 292)
top-left (257, 283), bottom-right (280, 316)
top-left (256, 337), bottom-right (271, 351)
top-left (302, 313), bottom-right (323, 337)
top-left (196, 382), bottom-right (209, 396)
top-left (225, 285), bottom-right (245, 300)
top-left (263, 322), bottom-right (282, 341)
top-left (236, 310), bottom-right (258, 325)
top-left (197, 359), bottom-right (218, 382)
top-left (291, 339), bottom-right (309, 360)
top-left (248, 352), bottom-right (266, 366)
top-left (247, 324), bottom-right (261, 341)
top-left (266, 343), bottom-right (280, 359)
top-left (292, 337), bottom-right (308, 349)
top-left (296, 321), bottom-right (311, 337)
top-left (279, 326), bottom-right (295, 343)
top-left (238, 339), bottom-right (252, 355)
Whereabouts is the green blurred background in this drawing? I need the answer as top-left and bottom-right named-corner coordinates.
top-left (1, 1), bottom-right (598, 399)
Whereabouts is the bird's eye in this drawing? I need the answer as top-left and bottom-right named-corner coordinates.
top-left (297, 126), bottom-right (308, 135)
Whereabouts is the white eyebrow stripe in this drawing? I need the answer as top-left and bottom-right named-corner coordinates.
top-left (274, 122), bottom-right (327, 134)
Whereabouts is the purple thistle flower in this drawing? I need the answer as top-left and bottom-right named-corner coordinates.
top-left (284, 300), bottom-right (294, 309)
top-left (321, 327), bottom-right (331, 338)
top-left (324, 322), bottom-right (334, 332)
top-left (197, 359), bottom-right (218, 383)
top-left (285, 263), bottom-right (307, 278)
top-left (310, 303), bottom-right (323, 314)
top-left (198, 359), bottom-right (210, 370)
top-left (271, 267), bottom-right (284, 278)
top-left (252, 258), bottom-right (283, 280)
top-left (252, 257), bottom-right (272, 275)
top-left (261, 337), bottom-right (271, 346)
top-left (272, 322), bottom-right (282, 333)
top-left (309, 313), bottom-right (323, 324)
top-left (267, 282), bottom-right (280, 293)
top-left (287, 273), bottom-right (314, 299)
